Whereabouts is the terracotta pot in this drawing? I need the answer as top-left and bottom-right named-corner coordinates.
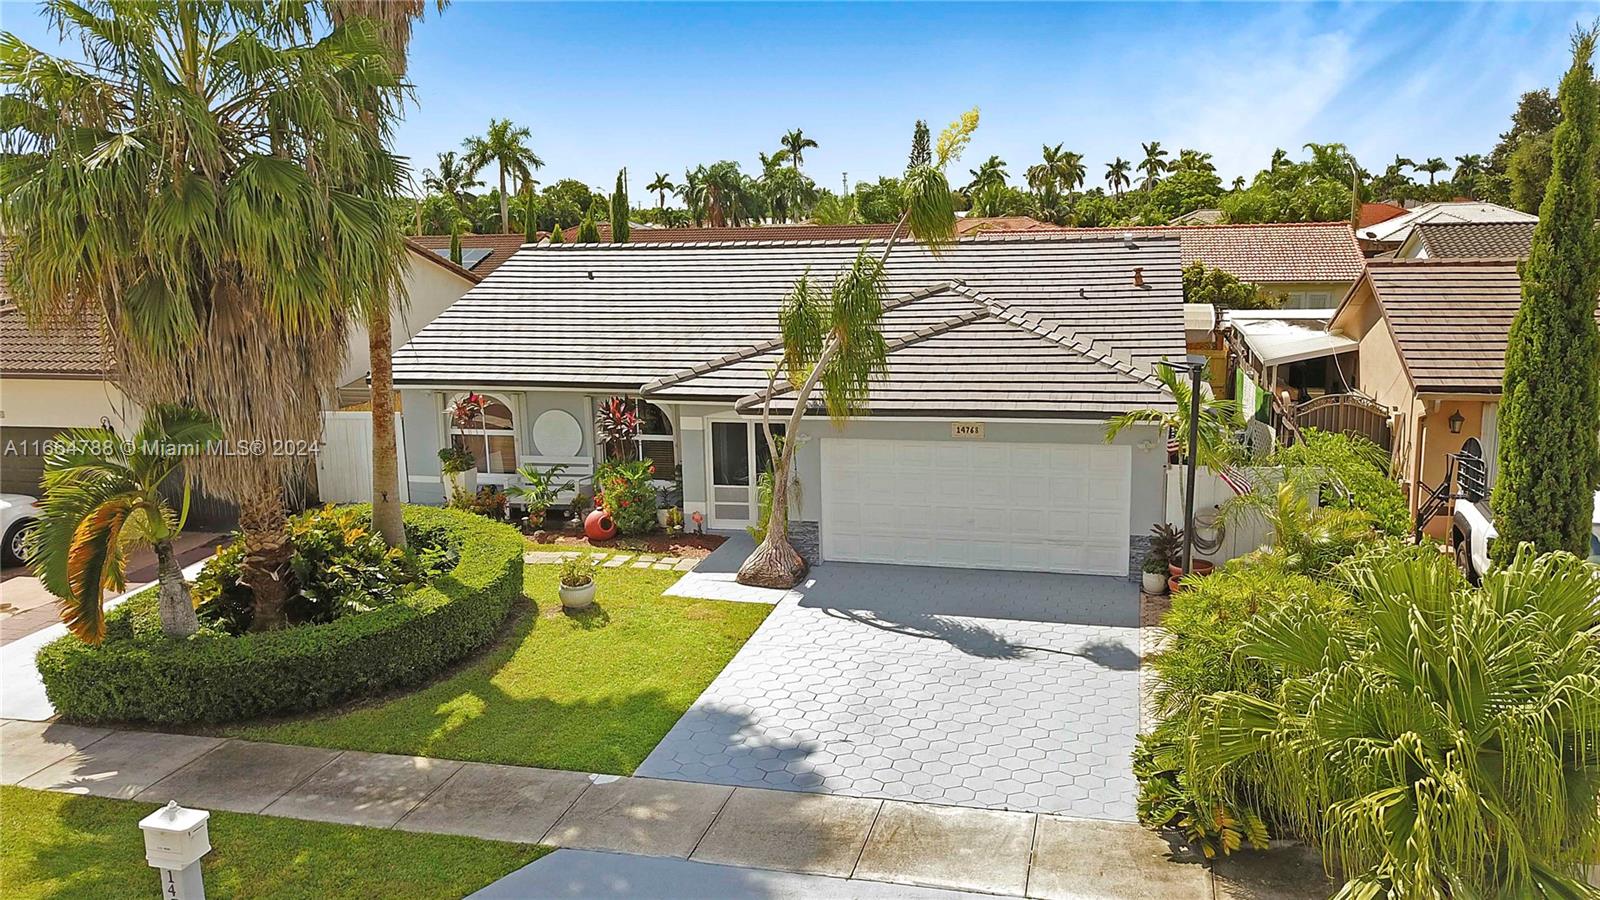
top-left (1168, 574), bottom-right (1185, 595)
top-left (583, 509), bottom-right (618, 541)
top-left (1168, 559), bottom-right (1215, 578)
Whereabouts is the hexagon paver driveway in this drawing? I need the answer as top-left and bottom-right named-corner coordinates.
top-left (637, 562), bottom-right (1141, 820)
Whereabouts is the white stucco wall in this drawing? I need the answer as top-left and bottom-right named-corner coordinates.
top-left (0, 377), bottom-right (140, 430)
top-left (339, 251), bottom-right (476, 389)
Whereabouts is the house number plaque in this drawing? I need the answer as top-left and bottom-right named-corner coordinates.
top-left (950, 422), bottom-right (985, 439)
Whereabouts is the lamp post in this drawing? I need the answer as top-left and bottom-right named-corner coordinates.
top-left (1157, 357), bottom-right (1207, 575)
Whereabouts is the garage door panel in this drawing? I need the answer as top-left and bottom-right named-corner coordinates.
top-left (822, 438), bottom-right (1131, 576)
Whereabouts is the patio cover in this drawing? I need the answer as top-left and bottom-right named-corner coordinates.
top-left (1234, 317), bottom-right (1356, 367)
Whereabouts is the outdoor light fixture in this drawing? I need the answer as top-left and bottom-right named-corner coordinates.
top-left (1156, 356), bottom-right (1208, 577)
top-left (1449, 409), bottom-right (1465, 434)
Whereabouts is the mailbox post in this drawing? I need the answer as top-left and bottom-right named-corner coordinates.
top-left (139, 801), bottom-right (211, 900)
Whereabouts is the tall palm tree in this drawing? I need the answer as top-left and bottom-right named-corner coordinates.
top-left (965, 155), bottom-right (1009, 194)
top-left (738, 108), bottom-right (980, 588)
top-left (422, 151), bottom-right (482, 218)
top-left (1104, 363), bottom-right (1242, 469)
top-left (1453, 153), bottom-right (1485, 182)
top-left (332, 0), bottom-right (446, 553)
top-left (2, 0), bottom-right (410, 630)
top-left (28, 406), bottom-right (221, 642)
top-left (677, 166), bottom-right (707, 226)
top-left (1139, 141), bottom-right (1170, 187)
top-left (781, 129), bottom-right (818, 172)
top-left (463, 118), bottom-right (544, 232)
top-left (1026, 143), bottom-right (1067, 192)
top-left (1418, 156), bottom-right (1450, 185)
top-left (1269, 148), bottom-right (1290, 171)
top-left (647, 172), bottom-right (676, 210)
top-left (1192, 547), bottom-right (1600, 897)
top-left (1058, 150), bottom-right (1087, 192)
top-left (1105, 157), bottom-right (1132, 197)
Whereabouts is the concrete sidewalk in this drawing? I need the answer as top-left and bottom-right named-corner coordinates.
top-left (2, 720), bottom-right (1231, 899)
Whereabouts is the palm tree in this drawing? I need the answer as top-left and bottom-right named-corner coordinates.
top-left (738, 108), bottom-right (980, 589)
top-left (965, 155), bottom-right (1009, 194)
top-left (28, 406), bottom-right (221, 642)
top-left (647, 172), bottom-right (676, 210)
top-left (422, 151), bottom-right (483, 219)
top-left (1139, 141), bottom-right (1170, 187)
top-left (809, 192), bottom-right (860, 225)
top-left (2, 1), bottom-right (409, 631)
top-left (1104, 363), bottom-right (1242, 469)
top-left (1191, 546), bottom-right (1600, 897)
top-left (463, 118), bottom-right (544, 232)
top-left (1418, 156), bottom-right (1450, 185)
top-left (1058, 151), bottom-right (1087, 192)
top-left (677, 166), bottom-right (708, 226)
top-left (1453, 153), bottom-right (1485, 183)
top-left (781, 129), bottom-right (818, 172)
top-left (1269, 148), bottom-right (1290, 171)
top-left (1231, 176), bottom-right (1246, 191)
top-left (1105, 157), bottom-right (1132, 197)
top-left (1027, 143), bottom-right (1069, 192)
top-left (330, 0), bottom-right (442, 553)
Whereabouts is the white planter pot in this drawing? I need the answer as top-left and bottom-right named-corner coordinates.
top-left (1142, 570), bottom-right (1168, 594)
top-left (443, 468), bottom-right (478, 499)
top-left (559, 580), bottom-right (595, 610)
top-left (657, 509), bottom-right (671, 527)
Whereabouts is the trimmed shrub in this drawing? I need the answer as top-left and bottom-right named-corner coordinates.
top-left (36, 506), bottom-right (523, 725)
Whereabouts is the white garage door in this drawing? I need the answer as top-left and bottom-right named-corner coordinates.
top-left (821, 438), bottom-right (1132, 575)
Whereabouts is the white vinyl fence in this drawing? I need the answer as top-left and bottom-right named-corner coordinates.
top-left (1164, 465), bottom-right (1283, 565)
top-left (316, 411), bottom-right (407, 504)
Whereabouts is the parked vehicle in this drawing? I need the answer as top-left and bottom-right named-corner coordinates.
top-left (1453, 490), bottom-right (1600, 579)
top-left (0, 493), bottom-right (41, 566)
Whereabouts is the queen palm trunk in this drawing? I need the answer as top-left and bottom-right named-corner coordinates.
top-left (238, 484), bottom-right (292, 631)
top-left (498, 166), bottom-right (509, 233)
top-left (153, 540), bottom-right (199, 638)
top-left (369, 304), bottom-right (407, 548)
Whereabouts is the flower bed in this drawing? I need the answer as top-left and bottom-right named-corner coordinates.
top-left (36, 506), bottom-right (524, 725)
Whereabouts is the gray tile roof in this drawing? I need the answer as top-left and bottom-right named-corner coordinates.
top-left (1412, 221), bottom-right (1536, 259)
top-left (392, 233), bottom-right (1184, 417)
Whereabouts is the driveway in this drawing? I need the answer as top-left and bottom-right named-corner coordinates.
top-left (637, 562), bottom-right (1141, 820)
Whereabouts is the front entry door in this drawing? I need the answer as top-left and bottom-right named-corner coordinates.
top-left (708, 420), bottom-right (783, 529)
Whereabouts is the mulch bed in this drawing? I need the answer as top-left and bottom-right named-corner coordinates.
top-left (524, 526), bottom-right (727, 559)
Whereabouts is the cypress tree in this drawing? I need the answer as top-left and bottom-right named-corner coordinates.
top-left (908, 119), bottom-right (931, 171)
top-left (1492, 28), bottom-right (1600, 563)
top-left (522, 183), bottom-right (537, 244)
top-left (547, 219), bottom-right (565, 243)
top-left (449, 218), bottom-right (463, 266)
top-left (576, 210), bottom-right (601, 243)
top-left (610, 168), bottom-right (630, 243)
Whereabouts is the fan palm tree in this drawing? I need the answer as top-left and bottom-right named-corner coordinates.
top-left (1105, 158), bottom-right (1132, 196)
top-left (2, 0), bottom-right (409, 631)
top-left (423, 151), bottom-right (482, 218)
top-left (28, 406), bottom-right (221, 642)
top-left (1191, 546), bottom-right (1600, 897)
top-left (738, 108), bottom-right (980, 589)
top-left (1140, 141), bottom-right (1170, 187)
top-left (1417, 156), bottom-right (1450, 185)
top-left (781, 129), bottom-right (818, 172)
top-left (965, 155), bottom-right (1009, 194)
top-left (647, 172), bottom-right (676, 209)
top-left (329, 0), bottom-right (442, 553)
top-left (463, 118), bottom-right (544, 232)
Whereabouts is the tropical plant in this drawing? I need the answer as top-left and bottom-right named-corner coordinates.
top-left (437, 446), bottom-right (475, 476)
top-left (1272, 428), bottom-right (1407, 536)
top-left (1415, 156), bottom-right (1450, 185)
top-left (1134, 728), bottom-right (1269, 860)
top-left (1104, 363), bottom-right (1243, 469)
top-left (964, 155), bottom-right (1008, 195)
top-left (1105, 157), bottom-right (1132, 197)
top-left (1148, 522), bottom-right (1185, 568)
top-left (1220, 476), bottom-right (1377, 577)
top-left (1452, 152), bottom-right (1485, 187)
top-left (782, 128), bottom-right (819, 172)
top-left (559, 553), bottom-right (597, 588)
top-left (422, 150), bottom-right (483, 219)
top-left (610, 169), bottom-right (630, 243)
top-left (738, 108), bottom-right (979, 588)
top-left (449, 485), bottom-right (508, 519)
top-left (595, 396), bottom-right (641, 461)
top-left (596, 460), bottom-right (657, 535)
top-left (463, 118), bottom-right (544, 232)
top-left (1191, 546), bottom-right (1600, 898)
top-left (809, 191), bottom-right (861, 225)
top-left (1182, 262), bottom-right (1284, 311)
top-left (1139, 141), bottom-right (1170, 187)
top-left (646, 172), bottom-right (675, 209)
top-left (27, 405), bottom-right (221, 642)
top-left (1, 0), bottom-right (410, 632)
top-left (1493, 28), bottom-right (1600, 564)
top-left (677, 166), bottom-right (706, 226)
top-left (506, 463), bottom-right (573, 525)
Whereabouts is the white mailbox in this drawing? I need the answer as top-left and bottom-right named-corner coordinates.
top-left (139, 801), bottom-right (211, 899)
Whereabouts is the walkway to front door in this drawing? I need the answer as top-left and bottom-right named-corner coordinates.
top-left (637, 562), bottom-right (1141, 820)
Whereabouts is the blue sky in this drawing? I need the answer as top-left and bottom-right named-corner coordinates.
top-left (4, 1), bottom-right (1599, 200)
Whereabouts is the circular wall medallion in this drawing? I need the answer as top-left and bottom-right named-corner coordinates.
top-left (532, 409), bottom-right (583, 458)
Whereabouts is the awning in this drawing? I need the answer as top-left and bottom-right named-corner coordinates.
top-left (1234, 318), bottom-right (1357, 367)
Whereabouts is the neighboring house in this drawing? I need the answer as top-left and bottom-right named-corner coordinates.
top-left (1356, 201), bottom-right (1536, 253)
top-left (1359, 202), bottom-right (1409, 230)
top-left (1167, 208), bottom-right (1224, 225)
top-left (1326, 258), bottom-right (1600, 536)
top-left (556, 217), bottom-right (1062, 243)
top-left (408, 233), bottom-right (528, 279)
top-left (1395, 221), bottom-right (1537, 259)
top-left (393, 232), bottom-right (1183, 577)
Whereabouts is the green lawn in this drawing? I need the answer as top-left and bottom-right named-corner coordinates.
top-left (0, 786), bottom-right (545, 900)
top-left (227, 564), bottom-right (768, 774)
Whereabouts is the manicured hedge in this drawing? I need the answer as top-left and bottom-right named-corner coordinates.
top-left (36, 506), bottom-right (524, 725)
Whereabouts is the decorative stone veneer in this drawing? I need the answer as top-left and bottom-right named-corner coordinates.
top-left (1127, 534), bottom-right (1153, 584)
top-left (791, 520), bottom-right (821, 565)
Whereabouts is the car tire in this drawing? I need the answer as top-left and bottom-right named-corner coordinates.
top-left (3, 519), bottom-right (35, 567)
top-left (1453, 537), bottom-right (1477, 584)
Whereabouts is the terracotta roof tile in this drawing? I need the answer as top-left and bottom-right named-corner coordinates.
top-left (0, 305), bottom-right (111, 377)
top-left (1359, 202), bottom-right (1408, 229)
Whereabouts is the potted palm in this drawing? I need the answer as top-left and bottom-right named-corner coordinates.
top-left (507, 463), bottom-right (572, 532)
top-left (558, 553), bottom-right (597, 610)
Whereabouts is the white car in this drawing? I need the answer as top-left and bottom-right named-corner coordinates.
top-left (1, 493), bottom-right (41, 567)
top-left (1453, 490), bottom-right (1600, 578)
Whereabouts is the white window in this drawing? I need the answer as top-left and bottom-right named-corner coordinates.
top-left (448, 393), bottom-right (518, 476)
top-left (636, 401), bottom-right (677, 473)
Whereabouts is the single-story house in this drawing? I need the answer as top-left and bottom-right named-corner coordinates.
top-left (556, 217), bottom-right (1062, 244)
top-left (1395, 221), bottom-right (1538, 259)
top-left (1357, 201), bottom-right (1536, 255)
top-left (392, 232), bottom-right (1183, 577)
top-left (1327, 257), bottom-right (1600, 535)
